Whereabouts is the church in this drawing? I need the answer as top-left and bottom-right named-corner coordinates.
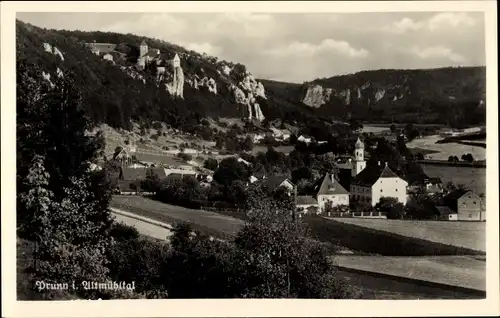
top-left (336, 137), bottom-right (408, 207)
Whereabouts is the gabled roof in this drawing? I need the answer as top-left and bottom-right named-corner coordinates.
top-left (314, 173), bottom-right (349, 196)
top-left (436, 206), bottom-right (456, 216)
top-left (134, 153), bottom-right (183, 166)
top-left (351, 164), bottom-right (402, 187)
top-left (120, 167), bottom-right (167, 181)
top-left (296, 195), bottom-right (318, 205)
top-left (140, 39), bottom-right (148, 46)
top-left (252, 165), bottom-right (267, 179)
top-left (444, 189), bottom-right (476, 201)
top-left (379, 165), bottom-right (399, 178)
top-left (263, 175), bottom-right (293, 191)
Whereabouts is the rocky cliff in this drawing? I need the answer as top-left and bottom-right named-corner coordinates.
top-left (261, 66), bottom-right (486, 127)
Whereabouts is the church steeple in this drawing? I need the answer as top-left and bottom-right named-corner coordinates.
top-left (352, 136), bottom-right (366, 177)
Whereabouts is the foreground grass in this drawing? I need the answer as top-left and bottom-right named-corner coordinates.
top-left (330, 218), bottom-right (486, 252)
top-left (306, 216), bottom-right (485, 256)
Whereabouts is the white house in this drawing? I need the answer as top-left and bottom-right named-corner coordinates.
top-left (350, 162), bottom-right (408, 206)
top-left (296, 172), bottom-right (350, 214)
top-left (103, 53), bottom-right (114, 62)
top-left (314, 173), bottom-right (350, 212)
top-left (297, 135), bottom-right (313, 144)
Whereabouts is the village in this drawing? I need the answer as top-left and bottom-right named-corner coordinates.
top-left (104, 123), bottom-right (486, 223)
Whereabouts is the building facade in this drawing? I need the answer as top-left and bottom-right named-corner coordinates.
top-left (350, 162), bottom-right (408, 206)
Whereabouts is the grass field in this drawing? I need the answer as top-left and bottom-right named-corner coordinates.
top-left (421, 164), bottom-right (486, 195)
top-left (330, 218), bottom-right (485, 252)
top-left (361, 125), bottom-right (390, 134)
top-left (252, 145), bottom-right (295, 154)
top-left (111, 196), bottom-right (245, 240)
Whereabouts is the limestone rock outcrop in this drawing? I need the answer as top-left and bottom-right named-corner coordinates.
top-left (194, 76), bottom-right (217, 95)
top-left (239, 73), bottom-right (266, 99)
top-left (165, 65), bottom-right (184, 98)
top-left (374, 89), bottom-right (385, 102)
top-left (302, 84), bottom-right (332, 108)
top-left (228, 84), bottom-right (266, 121)
top-left (41, 43), bottom-right (64, 61)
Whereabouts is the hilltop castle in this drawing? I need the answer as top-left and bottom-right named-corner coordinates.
top-left (136, 39), bottom-right (180, 70)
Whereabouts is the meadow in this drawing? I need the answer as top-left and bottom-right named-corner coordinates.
top-left (330, 218), bottom-right (485, 252)
top-left (420, 164), bottom-right (486, 195)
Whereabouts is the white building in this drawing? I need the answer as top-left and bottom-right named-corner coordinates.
top-left (296, 172), bottom-right (350, 214)
top-left (297, 135), bottom-right (313, 144)
top-left (350, 162), bottom-right (408, 206)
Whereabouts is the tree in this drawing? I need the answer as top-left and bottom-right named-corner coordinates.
top-left (375, 197), bottom-right (404, 219)
top-left (461, 153), bottom-right (474, 162)
top-left (140, 169), bottom-right (163, 193)
top-left (17, 61), bottom-right (115, 299)
top-left (405, 193), bottom-right (439, 220)
top-left (203, 158), bottom-right (218, 170)
top-left (213, 157), bottom-right (250, 186)
top-left (241, 135), bottom-right (254, 152)
top-left (390, 124), bottom-right (397, 134)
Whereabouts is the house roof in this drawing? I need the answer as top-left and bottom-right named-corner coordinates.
top-left (117, 180), bottom-right (140, 193)
top-left (296, 195), bottom-right (318, 205)
top-left (88, 43), bottom-right (117, 53)
top-left (263, 175), bottom-right (293, 191)
top-left (120, 167), bottom-right (167, 181)
top-left (134, 153), bottom-right (183, 166)
top-left (252, 165), bottom-right (267, 179)
top-left (351, 164), bottom-right (402, 187)
top-left (314, 173), bottom-right (349, 196)
top-left (140, 39), bottom-right (148, 46)
top-left (428, 177), bottom-right (442, 184)
top-left (145, 48), bottom-right (159, 58)
top-left (444, 189), bottom-right (476, 201)
top-left (436, 206), bottom-right (456, 216)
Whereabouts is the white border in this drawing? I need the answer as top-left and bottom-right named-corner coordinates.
top-left (2, 1), bottom-right (499, 317)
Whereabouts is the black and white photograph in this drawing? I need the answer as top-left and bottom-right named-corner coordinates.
top-left (2, 1), bottom-right (499, 317)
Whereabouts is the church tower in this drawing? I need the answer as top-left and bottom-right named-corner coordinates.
top-left (352, 137), bottom-right (366, 177)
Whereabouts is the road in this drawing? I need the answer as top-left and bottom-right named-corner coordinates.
top-left (111, 201), bottom-right (486, 297)
top-left (112, 208), bottom-right (173, 241)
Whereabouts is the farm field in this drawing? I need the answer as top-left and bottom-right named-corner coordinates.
top-left (361, 125), bottom-right (390, 134)
top-left (421, 164), bottom-right (486, 195)
top-left (334, 255), bottom-right (485, 297)
top-left (252, 145), bottom-right (295, 154)
top-left (406, 135), bottom-right (486, 160)
top-left (330, 218), bottom-right (485, 252)
top-left (111, 196), bottom-right (244, 240)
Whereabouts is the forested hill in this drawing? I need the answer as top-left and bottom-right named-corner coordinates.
top-left (16, 19), bottom-right (486, 131)
top-left (15, 20), bottom-right (318, 132)
top-left (260, 66), bottom-right (487, 128)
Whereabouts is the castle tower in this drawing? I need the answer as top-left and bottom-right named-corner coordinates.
top-left (140, 39), bottom-right (148, 58)
top-left (352, 137), bottom-right (366, 177)
top-left (172, 53), bottom-right (180, 68)
top-left (137, 39), bottom-right (148, 70)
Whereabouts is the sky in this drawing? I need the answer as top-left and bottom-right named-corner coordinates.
top-left (17, 12), bottom-right (485, 83)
